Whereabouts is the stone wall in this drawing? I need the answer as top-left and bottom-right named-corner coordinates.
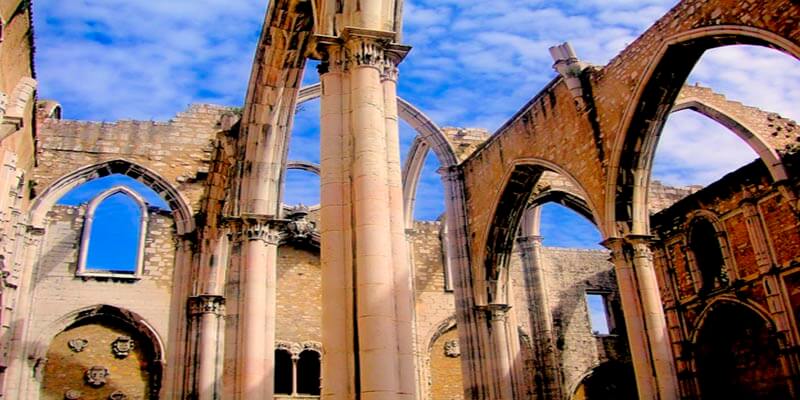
top-left (539, 247), bottom-right (628, 395)
top-left (276, 244), bottom-right (322, 344)
top-left (35, 104), bottom-right (231, 212)
top-left (29, 206), bottom-right (177, 352)
top-left (40, 322), bottom-right (154, 400)
top-left (651, 154), bottom-right (800, 398)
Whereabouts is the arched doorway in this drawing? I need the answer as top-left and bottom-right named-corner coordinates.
top-left (571, 362), bottom-right (637, 400)
top-left (39, 310), bottom-right (162, 400)
top-left (694, 301), bottom-right (791, 399)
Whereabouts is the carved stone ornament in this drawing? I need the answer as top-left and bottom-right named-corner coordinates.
top-left (111, 336), bottom-right (135, 358)
top-left (108, 391), bottom-right (127, 400)
top-left (85, 366), bottom-right (109, 387)
top-left (64, 389), bottom-right (82, 400)
top-left (286, 205), bottom-right (315, 241)
top-left (443, 339), bottom-right (461, 358)
top-left (67, 338), bottom-right (89, 353)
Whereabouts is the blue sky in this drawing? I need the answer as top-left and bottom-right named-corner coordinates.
top-left (36, 1), bottom-right (800, 249)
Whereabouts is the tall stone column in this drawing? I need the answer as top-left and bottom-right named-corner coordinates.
top-left (190, 295), bottom-right (225, 400)
top-left (318, 27), bottom-right (412, 400)
top-left (478, 304), bottom-right (515, 399)
top-left (605, 237), bottom-right (678, 400)
top-left (382, 53), bottom-right (416, 400)
top-left (439, 166), bottom-right (489, 398)
top-left (517, 235), bottom-right (562, 400)
top-left (239, 220), bottom-right (279, 399)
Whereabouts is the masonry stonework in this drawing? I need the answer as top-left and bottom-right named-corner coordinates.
top-left (0, 0), bottom-right (798, 399)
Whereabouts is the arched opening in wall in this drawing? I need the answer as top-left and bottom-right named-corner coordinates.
top-left (39, 312), bottom-right (161, 399)
top-left (274, 348), bottom-right (293, 395)
top-left (284, 90), bottom-right (321, 211)
top-left (694, 301), bottom-right (791, 399)
top-left (688, 217), bottom-right (728, 294)
top-left (296, 350), bottom-right (321, 395)
top-left (283, 169), bottom-right (320, 206)
top-left (55, 174), bottom-right (171, 277)
top-left (617, 40), bottom-right (800, 233)
top-left (537, 202), bottom-right (601, 249)
top-left (428, 325), bottom-right (463, 399)
top-left (571, 362), bottom-right (637, 400)
top-left (412, 151), bottom-right (444, 221)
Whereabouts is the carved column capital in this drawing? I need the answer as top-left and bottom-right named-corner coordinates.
top-left (241, 218), bottom-right (280, 244)
top-left (189, 295), bottom-right (226, 316)
top-left (437, 165), bottom-right (464, 182)
top-left (516, 235), bottom-right (543, 251)
top-left (477, 304), bottom-right (512, 321)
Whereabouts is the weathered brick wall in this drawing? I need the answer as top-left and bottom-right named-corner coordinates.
top-left (275, 244), bottom-right (322, 344)
top-left (652, 154), bottom-right (800, 397)
top-left (29, 206), bottom-right (177, 350)
top-left (40, 322), bottom-right (154, 400)
top-left (539, 247), bottom-right (629, 393)
top-left (0, 0), bottom-right (34, 102)
top-left (35, 104), bottom-right (231, 212)
top-left (462, 0), bottom-right (800, 253)
top-left (429, 328), bottom-right (463, 400)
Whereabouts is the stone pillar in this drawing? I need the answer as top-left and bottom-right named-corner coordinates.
top-left (605, 237), bottom-right (678, 400)
top-left (517, 235), bottom-right (561, 400)
top-left (239, 219), bottom-right (279, 399)
top-left (318, 45), bottom-right (356, 400)
top-left (479, 304), bottom-right (514, 399)
top-left (318, 27), bottom-right (413, 400)
top-left (439, 166), bottom-right (489, 398)
top-left (190, 295), bottom-right (225, 400)
top-left (382, 53), bottom-right (416, 400)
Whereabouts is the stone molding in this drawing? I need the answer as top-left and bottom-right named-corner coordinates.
top-left (188, 295), bottom-right (226, 316)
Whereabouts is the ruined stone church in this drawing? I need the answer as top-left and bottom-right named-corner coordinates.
top-left (0, 0), bottom-right (799, 399)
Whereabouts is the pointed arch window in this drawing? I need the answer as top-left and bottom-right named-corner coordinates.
top-left (77, 186), bottom-right (148, 279)
top-left (688, 217), bottom-right (729, 294)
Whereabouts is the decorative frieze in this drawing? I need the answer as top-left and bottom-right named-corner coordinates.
top-left (188, 295), bottom-right (226, 316)
top-left (111, 336), bottom-right (135, 359)
top-left (64, 389), bottom-right (82, 400)
top-left (243, 219), bottom-right (280, 244)
top-left (84, 366), bottom-right (109, 387)
top-left (67, 338), bottom-right (88, 353)
top-left (108, 391), bottom-right (127, 400)
top-left (443, 339), bottom-right (461, 358)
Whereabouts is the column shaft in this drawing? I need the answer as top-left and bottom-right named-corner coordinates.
top-left (383, 59), bottom-right (416, 400)
top-left (518, 235), bottom-right (561, 400)
top-left (320, 59), bottom-right (355, 400)
top-left (631, 239), bottom-right (679, 400)
top-left (350, 60), bottom-right (401, 398)
top-left (240, 224), bottom-right (278, 399)
top-left (193, 295), bottom-right (225, 400)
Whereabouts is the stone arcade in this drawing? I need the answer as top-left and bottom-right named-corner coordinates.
top-left (0, 0), bottom-right (799, 399)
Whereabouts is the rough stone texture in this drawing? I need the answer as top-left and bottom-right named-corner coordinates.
top-left (276, 244), bottom-right (322, 344)
top-left (40, 322), bottom-right (153, 400)
top-left (35, 104), bottom-right (231, 213)
top-left (539, 247), bottom-right (629, 395)
top-left (651, 154), bottom-right (800, 398)
top-left (29, 206), bottom-right (176, 349)
top-left (428, 328), bottom-right (462, 400)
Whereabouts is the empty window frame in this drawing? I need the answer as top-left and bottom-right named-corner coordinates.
top-left (77, 186), bottom-right (148, 278)
top-left (585, 292), bottom-right (613, 336)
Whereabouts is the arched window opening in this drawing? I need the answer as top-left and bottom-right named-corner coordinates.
top-left (689, 218), bottom-right (727, 294)
top-left (695, 302), bottom-right (790, 399)
top-left (288, 98), bottom-right (320, 164)
top-left (77, 187), bottom-right (148, 278)
top-left (539, 203), bottom-right (602, 249)
top-left (413, 151), bottom-right (444, 221)
top-left (58, 173), bottom-right (169, 210)
top-left (296, 350), bottom-right (321, 395)
top-left (274, 349), bottom-right (293, 395)
top-left (283, 169), bottom-right (320, 206)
